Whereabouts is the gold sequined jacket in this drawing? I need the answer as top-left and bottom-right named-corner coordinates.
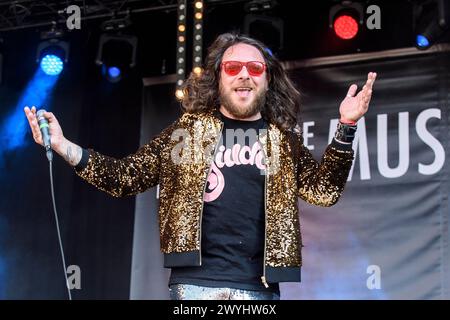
top-left (75, 109), bottom-right (354, 285)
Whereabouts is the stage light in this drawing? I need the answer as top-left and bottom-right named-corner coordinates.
top-left (96, 33), bottom-right (137, 83)
top-left (40, 54), bottom-right (64, 75)
top-left (192, 1), bottom-right (204, 77)
top-left (176, 0), bottom-right (187, 97)
top-left (108, 66), bottom-right (120, 78)
top-left (329, 1), bottom-right (363, 40)
top-left (102, 65), bottom-right (121, 83)
top-left (193, 66), bottom-right (202, 76)
top-left (416, 34), bottom-right (430, 48)
top-left (175, 88), bottom-right (185, 100)
top-left (36, 27), bottom-right (69, 76)
top-left (334, 15), bottom-right (359, 40)
top-left (195, 1), bottom-right (203, 9)
top-left (414, 0), bottom-right (449, 50)
top-left (96, 17), bottom-right (137, 83)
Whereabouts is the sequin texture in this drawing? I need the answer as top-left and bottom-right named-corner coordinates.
top-left (169, 284), bottom-right (280, 300)
top-left (75, 110), bottom-right (354, 277)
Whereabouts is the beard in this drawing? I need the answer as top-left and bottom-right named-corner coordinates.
top-left (219, 86), bottom-right (266, 119)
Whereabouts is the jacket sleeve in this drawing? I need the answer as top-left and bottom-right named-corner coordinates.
top-left (74, 120), bottom-right (177, 198)
top-left (295, 130), bottom-right (354, 207)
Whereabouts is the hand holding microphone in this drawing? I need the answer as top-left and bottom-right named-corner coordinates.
top-left (24, 106), bottom-right (65, 161)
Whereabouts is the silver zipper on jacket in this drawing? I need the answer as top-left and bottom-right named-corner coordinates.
top-left (261, 164), bottom-right (269, 288)
top-left (198, 121), bottom-right (224, 266)
top-left (259, 131), bottom-right (269, 288)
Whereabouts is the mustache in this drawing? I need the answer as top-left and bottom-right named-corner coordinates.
top-left (232, 81), bottom-right (255, 89)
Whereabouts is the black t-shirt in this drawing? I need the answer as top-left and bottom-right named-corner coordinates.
top-left (169, 112), bottom-right (279, 293)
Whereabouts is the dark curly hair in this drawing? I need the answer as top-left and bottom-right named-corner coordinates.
top-left (181, 33), bottom-right (301, 131)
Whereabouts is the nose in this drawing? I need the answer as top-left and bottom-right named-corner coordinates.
top-left (238, 65), bottom-right (250, 79)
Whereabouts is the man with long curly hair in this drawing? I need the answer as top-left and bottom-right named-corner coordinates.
top-left (24, 33), bottom-right (376, 300)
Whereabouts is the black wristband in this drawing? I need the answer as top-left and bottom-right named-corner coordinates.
top-left (74, 148), bottom-right (90, 171)
top-left (334, 121), bottom-right (357, 144)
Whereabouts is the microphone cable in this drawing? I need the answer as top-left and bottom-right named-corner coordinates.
top-left (47, 154), bottom-right (72, 300)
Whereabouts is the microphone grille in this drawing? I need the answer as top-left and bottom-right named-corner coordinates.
top-left (36, 109), bottom-right (47, 120)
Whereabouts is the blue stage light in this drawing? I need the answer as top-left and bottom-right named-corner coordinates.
top-left (40, 54), bottom-right (64, 76)
top-left (108, 66), bottom-right (121, 79)
top-left (416, 35), bottom-right (430, 48)
top-left (101, 65), bottom-right (122, 83)
top-left (413, 0), bottom-right (449, 50)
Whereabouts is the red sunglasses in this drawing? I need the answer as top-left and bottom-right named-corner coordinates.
top-left (221, 61), bottom-right (266, 77)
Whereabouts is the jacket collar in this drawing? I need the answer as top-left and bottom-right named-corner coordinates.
top-left (206, 107), bottom-right (270, 130)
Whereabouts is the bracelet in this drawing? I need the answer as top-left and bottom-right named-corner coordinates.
top-left (339, 119), bottom-right (357, 125)
top-left (334, 121), bottom-right (357, 144)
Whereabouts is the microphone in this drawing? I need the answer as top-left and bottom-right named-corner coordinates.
top-left (35, 110), bottom-right (71, 299)
top-left (36, 109), bottom-right (53, 161)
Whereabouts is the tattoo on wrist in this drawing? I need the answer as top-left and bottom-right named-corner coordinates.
top-left (65, 144), bottom-right (82, 166)
top-left (66, 146), bottom-right (74, 165)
